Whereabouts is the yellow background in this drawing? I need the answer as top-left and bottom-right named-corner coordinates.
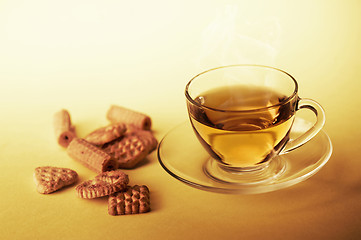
top-left (1, 0), bottom-right (360, 239)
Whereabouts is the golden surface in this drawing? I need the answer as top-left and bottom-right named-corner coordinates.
top-left (1, 0), bottom-right (360, 239)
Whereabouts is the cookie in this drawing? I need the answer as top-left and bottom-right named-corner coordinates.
top-left (84, 123), bottom-right (126, 146)
top-left (108, 185), bottom-right (150, 215)
top-left (67, 138), bottom-right (118, 173)
top-left (34, 166), bottom-right (78, 194)
top-left (76, 170), bottom-right (129, 199)
top-left (95, 169), bottom-right (129, 190)
top-left (53, 109), bottom-right (76, 148)
top-left (125, 127), bottom-right (158, 153)
top-left (101, 134), bottom-right (148, 169)
top-left (106, 105), bottom-right (152, 130)
top-left (75, 179), bottom-right (119, 199)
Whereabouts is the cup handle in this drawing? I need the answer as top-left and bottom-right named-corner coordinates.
top-left (281, 98), bottom-right (326, 153)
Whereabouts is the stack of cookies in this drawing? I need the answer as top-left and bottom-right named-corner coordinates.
top-left (76, 170), bottom-right (151, 215)
top-left (54, 105), bottom-right (157, 172)
top-left (34, 105), bottom-right (156, 216)
top-left (34, 167), bottom-right (151, 215)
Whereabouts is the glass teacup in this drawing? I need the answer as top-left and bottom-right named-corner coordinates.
top-left (185, 65), bottom-right (325, 183)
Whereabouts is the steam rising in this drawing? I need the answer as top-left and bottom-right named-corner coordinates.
top-left (196, 5), bottom-right (282, 70)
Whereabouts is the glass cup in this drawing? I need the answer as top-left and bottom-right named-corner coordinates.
top-left (185, 64), bottom-right (325, 184)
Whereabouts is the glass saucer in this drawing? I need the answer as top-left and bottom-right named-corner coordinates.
top-left (157, 118), bottom-right (333, 194)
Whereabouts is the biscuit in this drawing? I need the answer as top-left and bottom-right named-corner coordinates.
top-left (67, 138), bottom-right (118, 173)
top-left (106, 105), bottom-right (152, 130)
top-left (101, 134), bottom-right (148, 169)
top-left (108, 185), bottom-right (150, 215)
top-left (75, 179), bottom-right (119, 199)
top-left (34, 166), bottom-right (78, 194)
top-left (125, 127), bottom-right (158, 153)
top-left (84, 123), bottom-right (126, 146)
top-left (76, 170), bottom-right (129, 199)
top-left (53, 109), bottom-right (76, 148)
top-left (95, 169), bottom-right (129, 190)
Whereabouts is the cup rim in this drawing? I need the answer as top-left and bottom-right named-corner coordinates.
top-left (185, 64), bottom-right (299, 113)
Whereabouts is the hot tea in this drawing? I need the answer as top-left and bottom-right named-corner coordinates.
top-left (188, 85), bottom-right (295, 167)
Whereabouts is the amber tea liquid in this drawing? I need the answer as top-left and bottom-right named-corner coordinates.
top-left (188, 85), bottom-right (295, 167)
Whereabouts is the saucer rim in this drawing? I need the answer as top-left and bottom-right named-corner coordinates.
top-left (157, 120), bottom-right (333, 194)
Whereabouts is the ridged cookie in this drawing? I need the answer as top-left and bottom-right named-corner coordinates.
top-left (34, 166), bottom-right (78, 194)
top-left (53, 109), bottom-right (76, 148)
top-left (84, 123), bottom-right (126, 146)
top-left (67, 138), bottom-right (118, 173)
top-left (95, 169), bottom-right (129, 190)
top-left (108, 185), bottom-right (150, 215)
top-left (101, 134), bottom-right (148, 169)
top-left (76, 179), bottom-right (119, 199)
top-left (106, 105), bottom-right (151, 130)
top-left (76, 170), bottom-right (129, 199)
top-left (125, 127), bottom-right (158, 153)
